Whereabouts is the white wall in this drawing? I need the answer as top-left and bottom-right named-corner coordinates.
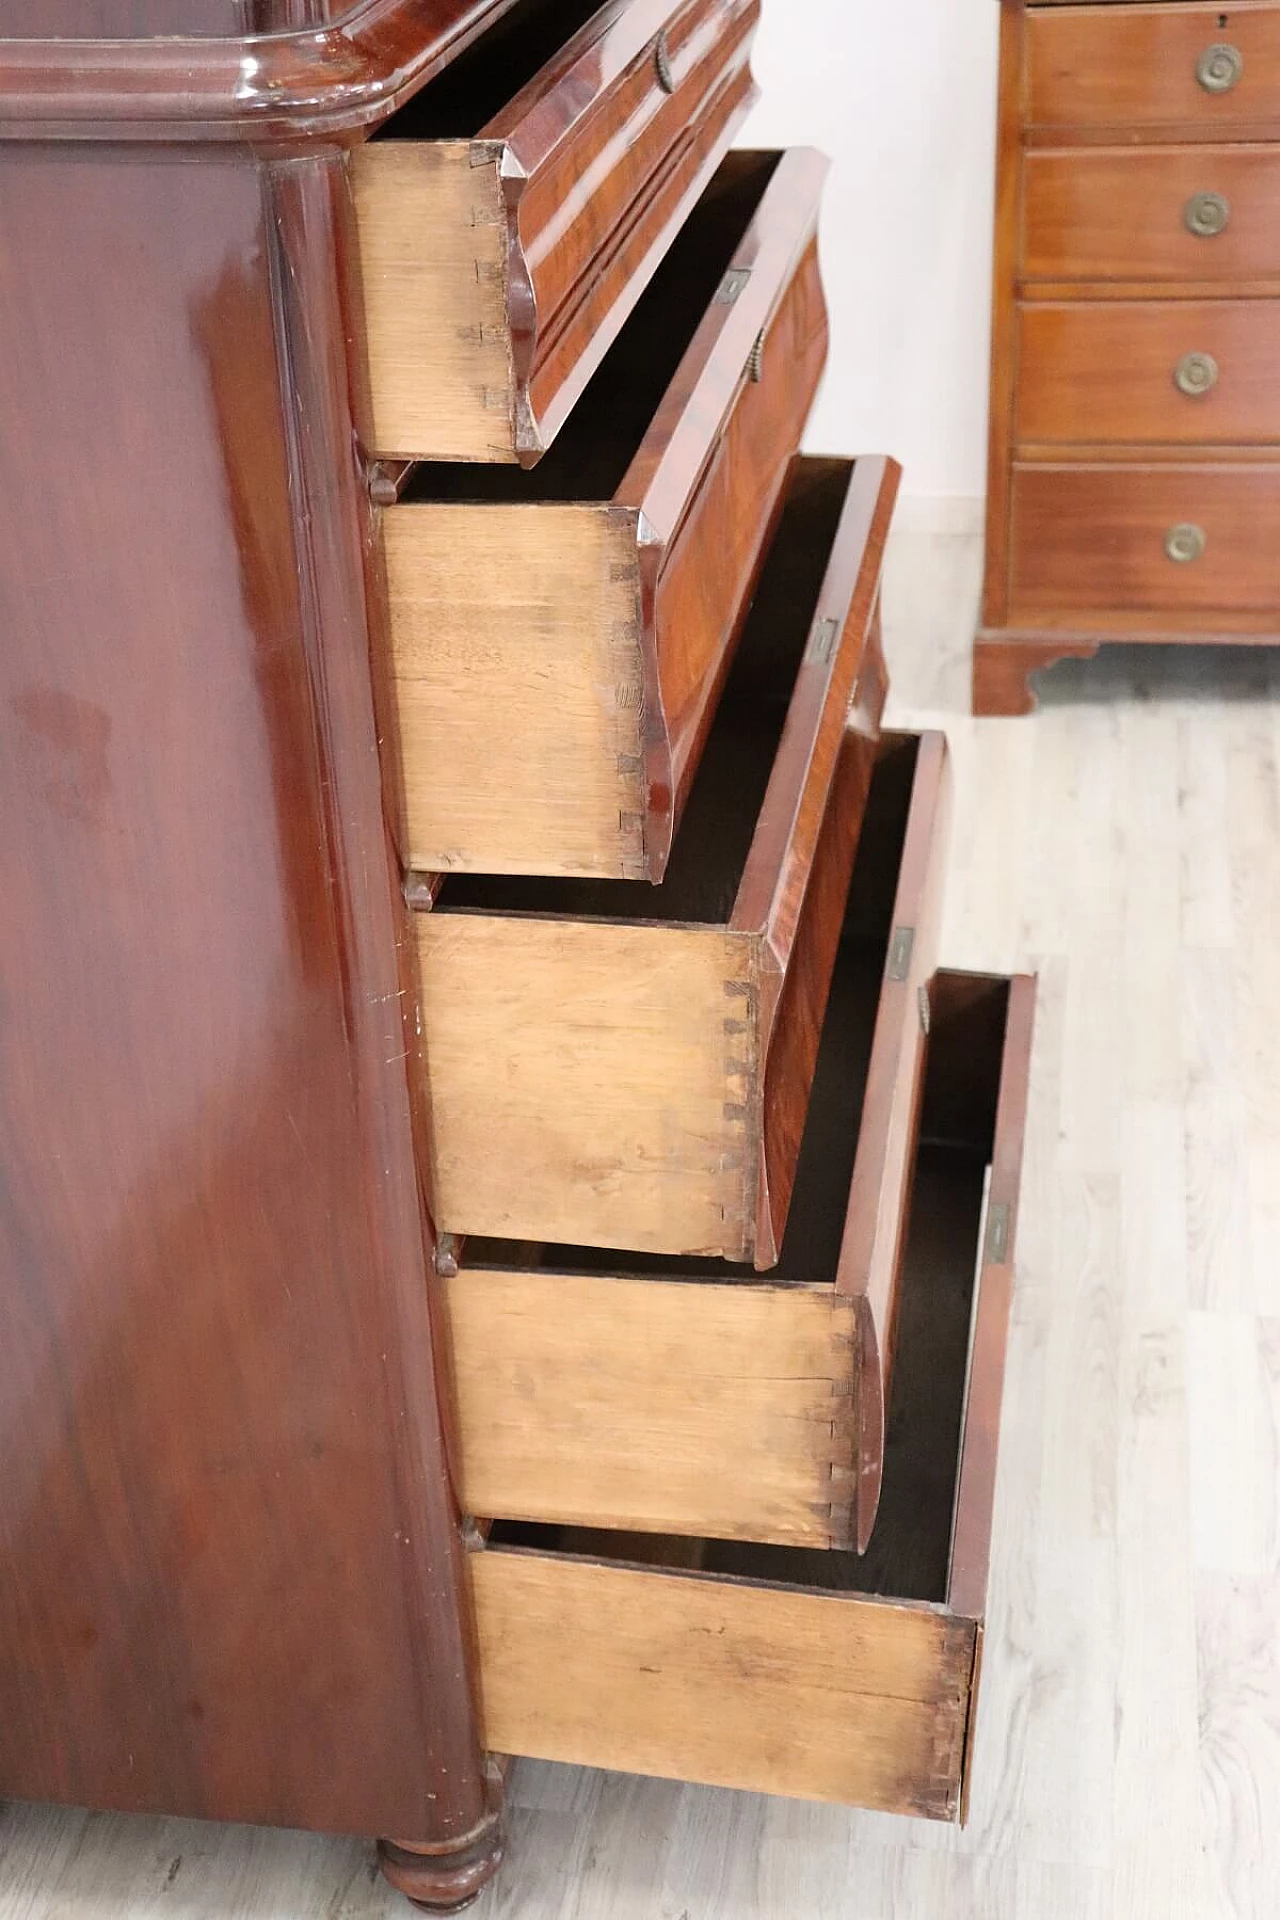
top-left (741, 0), bottom-right (1001, 517)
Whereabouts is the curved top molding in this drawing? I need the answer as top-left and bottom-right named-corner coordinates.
top-left (0, 0), bottom-right (518, 142)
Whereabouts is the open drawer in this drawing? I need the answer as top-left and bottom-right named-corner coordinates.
top-left (383, 148), bottom-right (832, 882)
top-left (353, 0), bottom-right (759, 463)
top-left (466, 971), bottom-right (1035, 1819)
top-left (442, 728), bottom-right (951, 1550)
top-left (415, 455), bottom-right (906, 1267)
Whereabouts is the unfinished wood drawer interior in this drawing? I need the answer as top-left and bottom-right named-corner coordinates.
top-left (1026, 2), bottom-right (1280, 135)
top-left (466, 971), bottom-right (1035, 1818)
top-left (416, 453), bottom-right (900, 1267)
top-left (383, 148), bottom-right (830, 882)
top-left (353, 0), bottom-right (760, 463)
top-left (444, 727), bottom-right (951, 1554)
top-left (1008, 463), bottom-right (1280, 625)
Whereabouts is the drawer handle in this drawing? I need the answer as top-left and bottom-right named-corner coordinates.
top-left (1174, 350), bottom-right (1219, 397)
top-left (1165, 522), bottom-right (1207, 564)
top-left (1185, 190), bottom-right (1230, 237)
top-left (1197, 42), bottom-right (1244, 93)
top-left (654, 28), bottom-right (675, 92)
top-left (747, 328), bottom-right (766, 382)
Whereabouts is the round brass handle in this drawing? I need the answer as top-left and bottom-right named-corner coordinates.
top-left (1185, 190), bottom-right (1230, 237)
top-left (654, 28), bottom-right (675, 92)
top-left (1197, 42), bottom-right (1244, 93)
top-left (1165, 522), bottom-right (1207, 564)
top-left (1174, 351), bottom-right (1219, 397)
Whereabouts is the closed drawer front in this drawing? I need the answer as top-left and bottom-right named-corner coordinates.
top-left (1009, 464), bottom-right (1280, 619)
top-left (466, 973), bottom-right (1035, 1815)
top-left (1016, 299), bottom-right (1280, 446)
top-left (444, 727), bottom-right (951, 1552)
top-left (1027, 3), bottom-right (1280, 134)
top-left (415, 454), bottom-right (902, 1268)
top-left (384, 149), bottom-right (831, 884)
top-left (353, 0), bottom-right (759, 462)
top-left (1023, 148), bottom-right (1280, 282)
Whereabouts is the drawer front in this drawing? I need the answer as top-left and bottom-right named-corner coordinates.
top-left (442, 732), bottom-right (949, 1552)
top-left (416, 456), bottom-right (900, 1264)
top-left (467, 974), bottom-right (1035, 1814)
top-left (1023, 148), bottom-right (1280, 283)
top-left (1008, 464), bottom-right (1280, 619)
top-left (1027, 3), bottom-right (1280, 134)
top-left (1016, 299), bottom-right (1280, 447)
top-left (354, 0), bottom-right (760, 463)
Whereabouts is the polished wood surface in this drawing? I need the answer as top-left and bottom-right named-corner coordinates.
top-left (0, 133), bottom-right (495, 1889)
top-left (1027, 1), bottom-right (1280, 135)
top-left (414, 456), bottom-right (892, 1265)
top-left (354, 0), bottom-right (758, 461)
top-left (1024, 147), bottom-right (1280, 284)
top-left (978, 0), bottom-right (1280, 703)
top-left (0, 0), bottom-right (522, 142)
top-left (1016, 298), bottom-right (1280, 447)
top-left (384, 147), bottom-right (827, 880)
top-left (1008, 463), bottom-right (1280, 620)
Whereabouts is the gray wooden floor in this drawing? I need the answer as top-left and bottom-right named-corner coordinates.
top-left (5, 531), bottom-right (1280, 1918)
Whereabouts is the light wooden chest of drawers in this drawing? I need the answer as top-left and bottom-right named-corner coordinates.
top-left (976, 0), bottom-right (1280, 714)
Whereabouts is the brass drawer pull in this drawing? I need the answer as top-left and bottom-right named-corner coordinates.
top-left (1174, 351), bottom-right (1219, 397)
top-left (1185, 190), bottom-right (1230, 237)
top-left (1165, 522), bottom-right (1207, 564)
top-left (654, 28), bottom-right (675, 92)
top-left (747, 328), bottom-right (766, 381)
top-left (1197, 42), bottom-right (1244, 93)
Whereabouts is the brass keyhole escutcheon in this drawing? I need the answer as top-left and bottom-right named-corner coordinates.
top-left (1174, 351), bottom-right (1219, 397)
top-left (1185, 190), bottom-right (1230, 236)
top-left (1197, 42), bottom-right (1244, 92)
top-left (1165, 522), bottom-right (1207, 564)
top-left (654, 29), bottom-right (675, 92)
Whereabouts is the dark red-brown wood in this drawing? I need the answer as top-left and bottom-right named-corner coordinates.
top-left (0, 129), bottom-right (496, 1906)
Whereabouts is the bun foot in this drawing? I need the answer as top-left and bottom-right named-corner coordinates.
top-left (378, 1807), bottom-right (504, 1912)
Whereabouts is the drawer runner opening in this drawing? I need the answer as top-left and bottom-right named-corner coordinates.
top-left (400, 150), bottom-right (781, 507)
top-left (480, 974), bottom-right (1009, 1595)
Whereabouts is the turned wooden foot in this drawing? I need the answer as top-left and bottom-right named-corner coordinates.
top-left (972, 631), bottom-right (1099, 716)
top-left (378, 1805), bottom-right (504, 1913)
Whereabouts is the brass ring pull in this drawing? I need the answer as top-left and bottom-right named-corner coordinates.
top-left (1174, 351), bottom-right (1219, 397)
top-left (1165, 522), bottom-right (1207, 564)
top-left (654, 29), bottom-right (675, 92)
top-left (1197, 42), bottom-right (1244, 93)
top-left (1185, 190), bottom-right (1230, 237)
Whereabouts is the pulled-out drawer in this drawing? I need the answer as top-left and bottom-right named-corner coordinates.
top-left (383, 149), bottom-right (831, 882)
top-left (443, 728), bottom-right (951, 1552)
top-left (415, 455), bottom-right (908, 1268)
top-left (466, 971), bottom-right (1036, 1818)
top-left (353, 0), bottom-right (759, 463)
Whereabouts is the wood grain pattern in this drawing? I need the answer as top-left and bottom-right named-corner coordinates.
top-left (415, 458), bottom-right (893, 1264)
top-left (352, 0), bottom-right (759, 461)
top-left (1016, 299), bottom-right (1280, 448)
top-left (0, 141), bottom-right (493, 1863)
top-left (1026, 2), bottom-right (1280, 136)
top-left (1008, 463), bottom-right (1280, 621)
top-left (979, 0), bottom-right (1025, 634)
top-left (384, 149), bottom-right (827, 880)
top-left (470, 1550), bottom-right (976, 1816)
top-left (1023, 147), bottom-right (1280, 284)
top-left (443, 1270), bottom-right (858, 1545)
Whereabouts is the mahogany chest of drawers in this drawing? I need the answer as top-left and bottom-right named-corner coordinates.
top-left (0, 2), bottom-right (1034, 1911)
top-left (976, 0), bottom-right (1280, 714)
